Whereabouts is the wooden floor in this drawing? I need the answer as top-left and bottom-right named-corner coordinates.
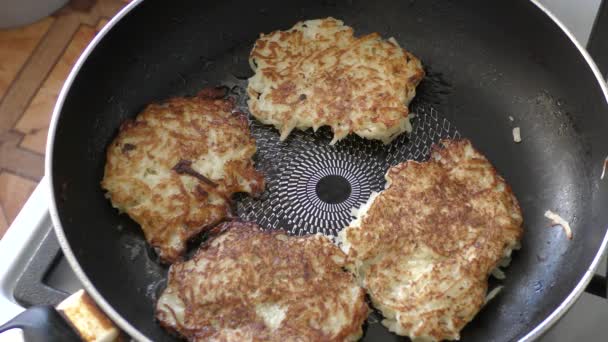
top-left (0, 0), bottom-right (128, 237)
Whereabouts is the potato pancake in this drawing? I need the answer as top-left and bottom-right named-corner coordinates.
top-left (101, 88), bottom-right (264, 263)
top-left (339, 139), bottom-right (523, 341)
top-left (156, 221), bottom-right (369, 342)
top-left (248, 17), bottom-right (424, 144)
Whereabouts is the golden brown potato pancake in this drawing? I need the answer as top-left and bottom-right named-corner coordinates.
top-left (156, 221), bottom-right (369, 342)
top-left (102, 88), bottom-right (264, 263)
top-left (248, 17), bottom-right (424, 144)
top-left (339, 139), bottom-right (523, 341)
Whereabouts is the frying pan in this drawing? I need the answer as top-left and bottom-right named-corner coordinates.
top-left (4, 0), bottom-right (608, 341)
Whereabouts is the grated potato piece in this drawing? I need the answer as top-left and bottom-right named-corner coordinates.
top-left (484, 286), bottom-right (504, 305)
top-left (544, 210), bottom-right (573, 240)
top-left (512, 127), bottom-right (521, 143)
top-left (491, 267), bottom-right (506, 280)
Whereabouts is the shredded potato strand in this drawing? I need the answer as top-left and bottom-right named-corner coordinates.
top-left (544, 210), bottom-right (573, 240)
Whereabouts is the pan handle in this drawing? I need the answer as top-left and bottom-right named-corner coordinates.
top-left (0, 305), bottom-right (81, 342)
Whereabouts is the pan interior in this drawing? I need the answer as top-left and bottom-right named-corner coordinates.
top-left (49, 0), bottom-right (608, 341)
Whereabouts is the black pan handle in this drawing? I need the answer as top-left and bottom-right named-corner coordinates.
top-left (0, 305), bottom-right (81, 342)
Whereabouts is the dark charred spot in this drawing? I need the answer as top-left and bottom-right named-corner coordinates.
top-left (197, 86), bottom-right (228, 99)
top-left (195, 185), bottom-right (208, 199)
top-left (299, 94), bottom-right (307, 101)
top-left (303, 261), bottom-right (312, 281)
top-left (122, 143), bottom-right (136, 153)
top-left (172, 160), bottom-right (217, 187)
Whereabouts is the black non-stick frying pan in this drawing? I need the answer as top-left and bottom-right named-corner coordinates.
top-left (5, 0), bottom-right (608, 341)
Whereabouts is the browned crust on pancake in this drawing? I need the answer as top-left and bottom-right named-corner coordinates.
top-left (156, 221), bottom-right (369, 342)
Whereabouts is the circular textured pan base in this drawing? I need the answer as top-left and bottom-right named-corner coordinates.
top-left (234, 79), bottom-right (461, 236)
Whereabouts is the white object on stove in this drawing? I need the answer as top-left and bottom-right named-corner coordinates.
top-left (0, 180), bottom-right (57, 325)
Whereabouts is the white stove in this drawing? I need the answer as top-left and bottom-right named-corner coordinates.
top-left (1, 0), bottom-right (608, 340)
top-left (0, 181), bottom-right (56, 325)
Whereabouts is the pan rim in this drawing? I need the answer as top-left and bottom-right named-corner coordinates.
top-left (44, 1), bottom-right (608, 341)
